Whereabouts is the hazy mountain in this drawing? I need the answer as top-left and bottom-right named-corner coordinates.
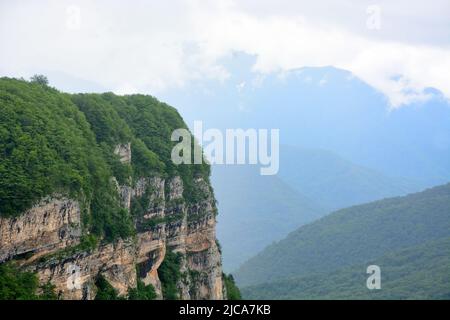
top-left (214, 143), bottom-right (423, 271)
top-left (278, 145), bottom-right (423, 210)
top-left (234, 183), bottom-right (450, 287)
top-left (162, 53), bottom-right (450, 186)
top-left (162, 52), bottom-right (450, 274)
top-left (242, 236), bottom-right (450, 300)
top-left (212, 165), bottom-right (324, 271)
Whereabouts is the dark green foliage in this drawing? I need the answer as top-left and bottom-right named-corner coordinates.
top-left (0, 77), bottom-right (214, 299)
top-left (77, 233), bottom-right (99, 250)
top-left (71, 94), bottom-right (132, 146)
top-left (0, 78), bottom-right (95, 216)
top-left (138, 216), bottom-right (167, 230)
top-left (0, 263), bottom-right (56, 300)
top-left (0, 77), bottom-right (210, 242)
top-left (0, 263), bottom-right (39, 300)
top-left (103, 93), bottom-right (211, 201)
top-left (242, 237), bottom-right (450, 300)
top-left (30, 74), bottom-right (48, 86)
top-left (95, 272), bottom-right (157, 300)
top-left (130, 187), bottom-right (150, 219)
top-left (71, 93), bottom-right (162, 182)
top-left (127, 266), bottom-right (157, 300)
top-left (94, 274), bottom-right (120, 300)
top-left (128, 280), bottom-right (157, 300)
top-left (236, 183), bottom-right (450, 287)
top-left (159, 250), bottom-right (182, 300)
top-left (223, 274), bottom-right (242, 300)
top-left (0, 78), bottom-right (134, 241)
top-left (39, 282), bottom-right (58, 300)
top-left (99, 142), bottom-right (132, 186)
top-left (130, 138), bottom-right (164, 179)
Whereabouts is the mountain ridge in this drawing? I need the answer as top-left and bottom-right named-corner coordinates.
top-left (242, 236), bottom-right (450, 299)
top-left (234, 182), bottom-right (450, 287)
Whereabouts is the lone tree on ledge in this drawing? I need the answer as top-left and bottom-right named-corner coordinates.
top-left (30, 74), bottom-right (49, 86)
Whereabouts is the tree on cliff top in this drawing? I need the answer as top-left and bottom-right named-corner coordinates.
top-left (30, 74), bottom-right (48, 86)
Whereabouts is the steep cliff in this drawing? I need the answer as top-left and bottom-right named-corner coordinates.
top-left (13, 173), bottom-right (223, 300)
top-left (0, 77), bottom-right (225, 300)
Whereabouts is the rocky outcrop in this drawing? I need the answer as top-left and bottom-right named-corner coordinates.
top-left (136, 227), bottom-right (166, 297)
top-left (30, 238), bottom-right (137, 300)
top-left (135, 175), bottom-right (223, 300)
top-left (0, 141), bottom-right (224, 300)
top-left (183, 216), bottom-right (223, 300)
top-left (114, 142), bottom-right (131, 164)
top-left (114, 143), bottom-right (133, 209)
top-left (0, 81), bottom-right (226, 301)
top-left (0, 197), bottom-right (81, 263)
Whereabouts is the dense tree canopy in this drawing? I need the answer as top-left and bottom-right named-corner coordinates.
top-left (0, 77), bottom-right (211, 241)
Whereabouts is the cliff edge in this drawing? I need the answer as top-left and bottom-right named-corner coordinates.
top-left (0, 77), bottom-right (225, 300)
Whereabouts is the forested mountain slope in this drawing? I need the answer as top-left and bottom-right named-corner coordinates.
top-left (278, 145), bottom-right (422, 210)
top-left (213, 165), bottom-right (324, 271)
top-left (242, 236), bottom-right (450, 299)
top-left (235, 183), bottom-right (450, 287)
top-left (0, 77), bottom-right (225, 300)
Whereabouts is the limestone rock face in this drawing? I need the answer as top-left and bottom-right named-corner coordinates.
top-left (167, 176), bottom-right (183, 200)
top-left (0, 197), bottom-right (81, 263)
top-left (114, 142), bottom-right (131, 164)
top-left (113, 143), bottom-right (133, 209)
top-left (30, 239), bottom-right (137, 300)
top-left (0, 142), bottom-right (224, 300)
top-left (1, 179), bottom-right (224, 300)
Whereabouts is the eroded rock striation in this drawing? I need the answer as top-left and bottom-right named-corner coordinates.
top-left (0, 144), bottom-right (224, 300)
top-left (0, 197), bottom-right (81, 263)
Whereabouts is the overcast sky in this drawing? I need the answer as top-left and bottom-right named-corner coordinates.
top-left (1, 0), bottom-right (449, 106)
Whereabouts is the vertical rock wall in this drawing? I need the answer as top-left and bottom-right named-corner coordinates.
top-left (0, 143), bottom-right (224, 300)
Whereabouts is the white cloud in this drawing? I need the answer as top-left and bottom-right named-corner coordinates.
top-left (1, 0), bottom-right (449, 107)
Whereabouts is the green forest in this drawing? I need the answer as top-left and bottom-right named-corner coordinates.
top-left (0, 76), bottom-right (210, 241)
top-left (236, 183), bottom-right (450, 299)
top-left (243, 237), bottom-right (450, 299)
top-left (0, 76), bottom-right (213, 299)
